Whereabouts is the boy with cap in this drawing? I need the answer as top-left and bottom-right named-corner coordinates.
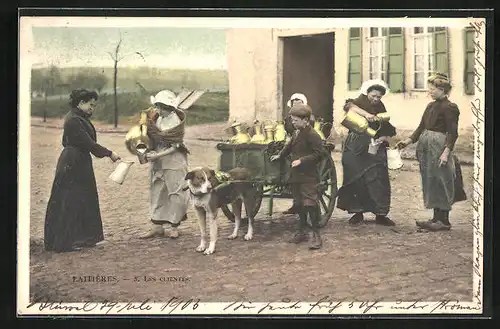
top-left (271, 103), bottom-right (326, 249)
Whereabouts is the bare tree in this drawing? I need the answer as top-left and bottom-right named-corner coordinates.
top-left (107, 33), bottom-right (124, 128)
top-left (107, 33), bottom-right (146, 128)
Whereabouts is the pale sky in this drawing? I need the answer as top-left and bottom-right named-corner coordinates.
top-left (31, 27), bottom-right (227, 70)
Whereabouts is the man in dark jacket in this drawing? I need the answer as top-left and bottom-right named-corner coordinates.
top-left (271, 103), bottom-right (325, 249)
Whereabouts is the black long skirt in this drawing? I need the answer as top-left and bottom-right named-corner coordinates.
top-left (44, 146), bottom-right (104, 252)
top-left (337, 131), bottom-right (391, 216)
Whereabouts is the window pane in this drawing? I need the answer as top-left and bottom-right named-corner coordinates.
top-left (415, 55), bottom-right (425, 71)
top-left (380, 39), bottom-right (386, 55)
top-left (370, 41), bottom-right (376, 55)
top-left (466, 52), bottom-right (475, 72)
top-left (414, 27), bottom-right (424, 34)
top-left (350, 56), bottom-right (361, 72)
top-left (370, 28), bottom-right (378, 37)
top-left (414, 37), bottom-right (424, 53)
top-left (389, 27), bottom-right (402, 35)
top-left (349, 39), bottom-right (361, 55)
top-left (350, 73), bottom-right (361, 89)
top-left (382, 28), bottom-right (388, 36)
top-left (414, 73), bottom-right (425, 89)
top-left (377, 39), bottom-right (384, 55)
top-left (465, 73), bottom-right (475, 94)
top-left (428, 27), bottom-right (435, 33)
top-left (427, 35), bottom-right (433, 53)
top-left (371, 57), bottom-right (379, 74)
top-left (373, 40), bottom-right (381, 55)
top-left (381, 56), bottom-right (387, 71)
top-left (350, 28), bottom-right (360, 38)
top-left (435, 27), bottom-right (446, 31)
top-left (465, 29), bottom-right (475, 50)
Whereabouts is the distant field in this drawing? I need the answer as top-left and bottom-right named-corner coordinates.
top-left (31, 66), bottom-right (229, 125)
top-left (33, 66), bottom-right (229, 93)
top-left (31, 91), bottom-right (229, 126)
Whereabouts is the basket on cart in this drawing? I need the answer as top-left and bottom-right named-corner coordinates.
top-left (216, 142), bottom-right (338, 228)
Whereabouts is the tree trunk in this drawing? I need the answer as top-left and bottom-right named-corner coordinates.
top-left (113, 60), bottom-right (118, 128)
top-left (43, 92), bottom-right (47, 123)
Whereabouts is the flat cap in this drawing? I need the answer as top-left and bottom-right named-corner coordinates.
top-left (289, 104), bottom-right (313, 118)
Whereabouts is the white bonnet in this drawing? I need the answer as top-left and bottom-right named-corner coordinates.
top-left (286, 93), bottom-right (308, 108)
top-left (150, 90), bottom-right (179, 108)
top-left (359, 79), bottom-right (390, 96)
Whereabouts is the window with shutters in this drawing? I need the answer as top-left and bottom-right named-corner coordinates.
top-left (411, 27), bottom-right (449, 90)
top-left (367, 27), bottom-right (405, 92)
top-left (386, 27), bottom-right (405, 92)
top-left (368, 28), bottom-right (387, 81)
top-left (464, 27), bottom-right (475, 95)
top-left (348, 28), bottom-right (362, 90)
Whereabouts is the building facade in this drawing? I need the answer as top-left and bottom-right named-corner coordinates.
top-left (226, 24), bottom-right (477, 134)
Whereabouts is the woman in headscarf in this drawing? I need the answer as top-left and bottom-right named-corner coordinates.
top-left (139, 90), bottom-right (190, 239)
top-left (44, 89), bottom-right (121, 252)
top-left (336, 79), bottom-right (397, 226)
top-left (397, 73), bottom-right (467, 231)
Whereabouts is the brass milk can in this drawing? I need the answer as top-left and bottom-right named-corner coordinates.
top-left (229, 121), bottom-right (251, 144)
top-left (263, 122), bottom-right (276, 144)
top-left (125, 112), bottom-right (152, 164)
top-left (313, 120), bottom-right (326, 139)
top-left (250, 120), bottom-right (266, 144)
top-left (274, 121), bottom-right (286, 142)
top-left (340, 110), bottom-right (381, 138)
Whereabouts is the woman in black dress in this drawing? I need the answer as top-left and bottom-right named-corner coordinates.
top-left (44, 89), bottom-right (121, 252)
top-left (397, 73), bottom-right (467, 231)
top-left (336, 80), bottom-right (397, 226)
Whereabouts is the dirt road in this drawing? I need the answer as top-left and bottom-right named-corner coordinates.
top-left (28, 125), bottom-right (474, 303)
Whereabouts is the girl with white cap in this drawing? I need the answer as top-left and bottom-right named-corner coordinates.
top-left (139, 90), bottom-right (190, 239)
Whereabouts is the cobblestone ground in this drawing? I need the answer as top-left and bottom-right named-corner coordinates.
top-left (28, 125), bottom-right (475, 303)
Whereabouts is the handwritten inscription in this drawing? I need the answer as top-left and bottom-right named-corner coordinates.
top-left (390, 300), bottom-right (429, 311)
top-left (307, 296), bottom-right (343, 314)
top-left (469, 21), bottom-right (486, 93)
top-left (26, 296), bottom-right (484, 315)
top-left (430, 300), bottom-right (481, 313)
top-left (159, 297), bottom-right (200, 314)
top-left (469, 19), bottom-right (485, 313)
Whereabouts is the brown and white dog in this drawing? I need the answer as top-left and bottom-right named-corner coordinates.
top-left (184, 167), bottom-right (259, 255)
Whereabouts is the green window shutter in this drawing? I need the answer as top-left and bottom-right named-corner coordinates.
top-left (385, 28), bottom-right (405, 92)
top-left (348, 28), bottom-right (362, 90)
top-left (432, 28), bottom-right (450, 78)
top-left (464, 27), bottom-right (475, 95)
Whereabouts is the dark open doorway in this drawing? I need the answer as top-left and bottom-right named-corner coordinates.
top-left (281, 32), bottom-right (334, 125)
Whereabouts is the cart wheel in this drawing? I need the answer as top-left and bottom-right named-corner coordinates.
top-left (306, 154), bottom-right (338, 228)
top-left (222, 184), bottom-right (264, 223)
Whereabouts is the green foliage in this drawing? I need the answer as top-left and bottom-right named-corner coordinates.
top-left (31, 91), bottom-right (229, 126)
top-left (31, 66), bottom-right (229, 125)
top-left (66, 69), bottom-right (109, 92)
top-left (31, 66), bottom-right (228, 94)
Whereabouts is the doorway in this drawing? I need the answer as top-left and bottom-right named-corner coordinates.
top-left (281, 32), bottom-right (334, 125)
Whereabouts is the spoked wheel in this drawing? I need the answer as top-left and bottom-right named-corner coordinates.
top-left (306, 154), bottom-right (338, 228)
top-left (222, 184), bottom-right (264, 223)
